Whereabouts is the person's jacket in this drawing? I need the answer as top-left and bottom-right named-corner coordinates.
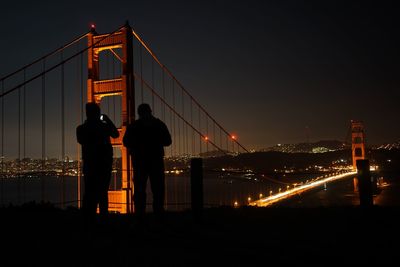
top-left (123, 116), bottom-right (172, 161)
top-left (77, 118), bottom-right (119, 172)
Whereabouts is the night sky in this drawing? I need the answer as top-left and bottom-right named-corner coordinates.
top-left (1, 0), bottom-right (399, 152)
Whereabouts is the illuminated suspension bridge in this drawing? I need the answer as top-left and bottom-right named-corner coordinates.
top-left (0, 22), bottom-right (357, 212)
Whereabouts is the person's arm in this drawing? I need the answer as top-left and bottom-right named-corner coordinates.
top-left (160, 121), bottom-right (172, 146)
top-left (123, 124), bottom-right (132, 148)
top-left (76, 125), bottom-right (85, 145)
top-left (102, 114), bottom-right (119, 138)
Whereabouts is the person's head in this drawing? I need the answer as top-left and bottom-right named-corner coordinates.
top-left (86, 102), bottom-right (101, 120)
top-left (138, 103), bottom-right (152, 119)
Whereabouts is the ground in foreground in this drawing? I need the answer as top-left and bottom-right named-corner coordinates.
top-left (1, 204), bottom-right (399, 266)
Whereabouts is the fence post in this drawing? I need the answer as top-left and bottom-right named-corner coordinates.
top-left (356, 159), bottom-right (373, 207)
top-left (191, 158), bottom-right (203, 219)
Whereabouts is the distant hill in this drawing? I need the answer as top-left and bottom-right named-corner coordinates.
top-left (165, 148), bottom-right (400, 174)
top-left (202, 150), bottom-right (352, 173)
top-left (260, 140), bottom-right (348, 153)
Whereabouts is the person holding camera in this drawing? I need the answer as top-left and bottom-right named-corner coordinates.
top-left (76, 102), bottom-right (119, 224)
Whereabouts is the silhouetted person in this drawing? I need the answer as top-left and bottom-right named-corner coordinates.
top-left (123, 103), bottom-right (172, 219)
top-left (77, 102), bottom-right (119, 224)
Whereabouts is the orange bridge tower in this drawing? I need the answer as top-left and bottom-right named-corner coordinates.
top-left (87, 22), bottom-right (134, 213)
top-left (351, 120), bottom-right (366, 171)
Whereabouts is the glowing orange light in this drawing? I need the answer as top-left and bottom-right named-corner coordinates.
top-left (231, 135), bottom-right (236, 140)
top-left (204, 136), bottom-right (209, 141)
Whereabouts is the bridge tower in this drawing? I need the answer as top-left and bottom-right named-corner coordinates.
top-left (351, 120), bottom-right (366, 171)
top-left (87, 22), bottom-right (134, 213)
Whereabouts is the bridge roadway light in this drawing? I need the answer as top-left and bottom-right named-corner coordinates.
top-left (259, 193), bottom-right (263, 199)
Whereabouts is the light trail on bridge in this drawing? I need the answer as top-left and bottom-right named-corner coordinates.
top-left (249, 171), bottom-right (357, 207)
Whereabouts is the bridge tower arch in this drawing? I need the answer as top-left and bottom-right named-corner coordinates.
top-left (87, 22), bottom-right (135, 213)
top-left (351, 120), bottom-right (366, 171)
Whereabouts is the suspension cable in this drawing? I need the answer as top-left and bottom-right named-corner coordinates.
top-left (134, 73), bottom-right (225, 153)
top-left (0, 25), bottom-right (125, 99)
top-left (0, 31), bottom-right (90, 82)
top-left (131, 28), bottom-right (249, 153)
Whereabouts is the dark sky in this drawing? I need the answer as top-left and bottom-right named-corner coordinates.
top-left (1, 0), bottom-right (399, 151)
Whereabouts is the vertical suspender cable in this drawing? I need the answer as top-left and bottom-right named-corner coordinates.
top-left (168, 109), bottom-right (172, 157)
top-left (151, 60), bottom-right (155, 110)
top-left (181, 90), bottom-right (186, 155)
top-left (77, 51), bottom-right (84, 208)
top-left (106, 51), bottom-right (110, 114)
top-left (162, 72), bottom-right (165, 121)
top-left (140, 45), bottom-right (144, 103)
top-left (112, 50), bottom-right (117, 190)
top-left (61, 51), bottom-right (65, 208)
top-left (206, 116), bottom-right (209, 153)
top-left (168, 87), bottom-right (173, 157)
top-left (23, 69), bottom-right (26, 203)
top-left (80, 52), bottom-right (84, 124)
top-left (172, 80), bottom-right (176, 156)
top-left (177, 82), bottom-right (181, 156)
top-left (190, 98), bottom-right (194, 155)
top-left (213, 122), bottom-right (216, 154)
top-left (1, 81), bottom-right (4, 205)
top-left (226, 133), bottom-right (229, 153)
top-left (112, 52), bottom-right (116, 123)
top-left (18, 79), bottom-right (21, 204)
top-left (179, 90), bottom-right (188, 203)
top-left (41, 59), bottom-right (46, 203)
top-left (198, 106), bottom-right (202, 155)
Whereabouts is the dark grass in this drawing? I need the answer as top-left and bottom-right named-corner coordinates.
top-left (1, 202), bottom-right (400, 266)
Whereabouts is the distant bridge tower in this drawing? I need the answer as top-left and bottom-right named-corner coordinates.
top-left (87, 22), bottom-right (134, 213)
top-left (351, 120), bottom-right (366, 171)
